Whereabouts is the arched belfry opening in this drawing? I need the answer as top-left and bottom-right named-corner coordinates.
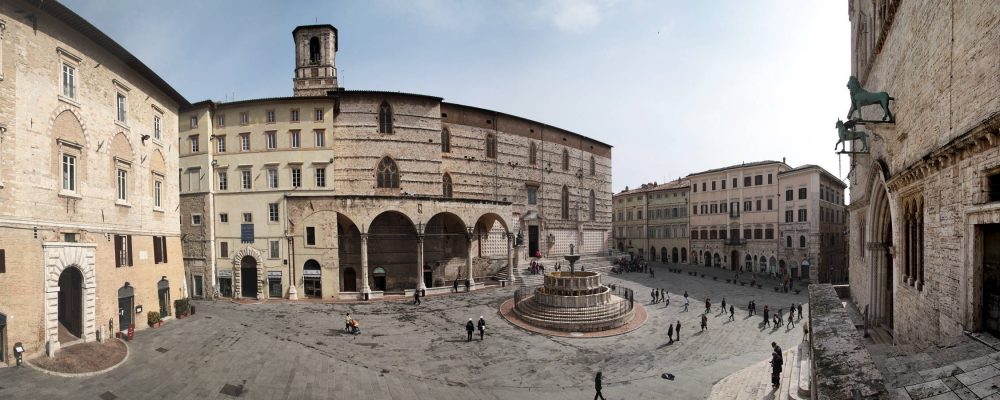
top-left (309, 36), bottom-right (321, 63)
top-left (293, 24), bottom-right (339, 96)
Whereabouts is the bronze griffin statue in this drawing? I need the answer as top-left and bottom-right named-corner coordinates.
top-left (835, 119), bottom-right (869, 153)
top-left (847, 76), bottom-right (894, 123)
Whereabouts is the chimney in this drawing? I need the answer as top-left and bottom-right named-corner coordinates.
top-left (782, 157), bottom-right (786, 164)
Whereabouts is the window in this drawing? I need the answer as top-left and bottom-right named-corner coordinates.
top-left (562, 149), bottom-right (570, 171)
top-left (376, 157), bottom-right (399, 188)
top-left (637, 210), bottom-right (643, 220)
top-left (785, 210), bottom-right (793, 223)
top-left (315, 167), bottom-right (326, 187)
top-left (743, 201), bottom-right (751, 212)
top-left (786, 189), bottom-right (793, 201)
top-left (190, 135), bottom-right (200, 153)
top-left (192, 214), bottom-right (202, 225)
top-left (799, 188), bottom-right (807, 199)
top-left (153, 236), bottom-right (168, 264)
top-left (767, 174), bottom-right (773, 184)
top-left (267, 168), bottom-right (278, 188)
top-left (902, 197), bottom-right (925, 290)
top-left (378, 101), bottom-right (393, 134)
top-left (62, 154), bottom-right (77, 192)
top-left (266, 110), bottom-right (275, 123)
top-left (153, 115), bottom-right (162, 140)
top-left (62, 64), bottom-right (76, 99)
top-left (240, 134), bottom-right (250, 151)
top-left (486, 134), bottom-right (497, 158)
top-left (243, 212), bottom-right (253, 223)
top-left (441, 129), bottom-right (451, 152)
top-left (114, 234), bottom-right (133, 267)
top-left (798, 209), bottom-right (807, 222)
top-left (744, 176), bottom-right (751, 187)
top-left (306, 227), bottom-right (316, 246)
top-left (218, 172), bottom-right (228, 191)
top-left (721, 179), bottom-right (726, 190)
top-left (527, 186), bottom-right (537, 205)
top-left (744, 228), bottom-right (751, 240)
top-left (314, 108), bottom-right (324, 121)
top-left (590, 156), bottom-right (596, 176)
top-left (290, 131), bottom-right (300, 148)
top-left (269, 240), bottom-right (280, 259)
top-left (529, 142), bottom-right (537, 165)
top-left (711, 181), bottom-right (716, 191)
top-left (268, 203), bottom-right (279, 222)
top-left (754, 175), bottom-right (763, 185)
top-left (220, 241), bottom-right (229, 258)
top-left (239, 112), bottom-right (249, 125)
top-left (291, 168), bottom-right (301, 188)
top-left (756, 199), bottom-right (761, 211)
top-left (590, 190), bottom-right (596, 221)
top-left (241, 170), bottom-right (252, 190)
top-left (116, 93), bottom-right (127, 123)
top-left (767, 199), bottom-right (773, 210)
top-left (754, 228), bottom-right (763, 240)
top-left (266, 132), bottom-right (277, 149)
top-left (314, 130), bottom-right (325, 147)
top-left (786, 236), bottom-right (792, 247)
top-left (290, 109), bottom-right (299, 122)
top-left (732, 178), bottom-right (738, 188)
top-left (154, 179), bottom-right (162, 208)
top-left (702, 182), bottom-right (706, 192)
top-left (561, 186), bottom-right (570, 220)
top-left (216, 114), bottom-right (225, 128)
top-left (220, 213), bottom-right (229, 223)
top-left (117, 168), bottom-right (128, 202)
top-left (442, 173), bottom-right (453, 198)
top-left (765, 228), bottom-right (774, 239)
top-left (799, 235), bottom-right (806, 248)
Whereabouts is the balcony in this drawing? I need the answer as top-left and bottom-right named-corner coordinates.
top-left (729, 211), bottom-right (740, 219)
top-left (723, 238), bottom-right (746, 246)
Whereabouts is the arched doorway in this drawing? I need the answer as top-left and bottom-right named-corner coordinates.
top-left (672, 247), bottom-right (679, 263)
top-left (342, 267), bottom-right (357, 292)
top-left (423, 265), bottom-right (433, 288)
top-left (769, 257), bottom-right (777, 275)
top-left (117, 283), bottom-right (135, 335)
top-left (368, 211), bottom-right (417, 292)
top-left (759, 257), bottom-right (767, 273)
top-left (704, 253), bottom-right (711, 267)
top-left (779, 260), bottom-right (788, 277)
top-left (870, 170), bottom-right (894, 332)
top-left (426, 212), bottom-right (467, 288)
top-left (713, 253), bottom-right (721, 267)
top-left (157, 278), bottom-right (171, 317)
top-left (58, 267), bottom-right (84, 339)
top-left (240, 255), bottom-right (258, 298)
top-left (681, 247), bottom-right (687, 263)
top-left (303, 260), bottom-right (322, 298)
top-left (372, 267), bottom-right (387, 291)
top-left (730, 250), bottom-right (739, 271)
top-left (745, 254), bottom-right (753, 272)
top-left (650, 247), bottom-right (656, 261)
top-left (661, 247), bottom-right (668, 263)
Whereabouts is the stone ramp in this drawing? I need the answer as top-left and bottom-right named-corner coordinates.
top-left (708, 345), bottom-right (808, 400)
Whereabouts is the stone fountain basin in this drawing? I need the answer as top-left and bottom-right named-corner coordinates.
top-left (544, 271), bottom-right (602, 291)
top-left (534, 286), bottom-right (613, 308)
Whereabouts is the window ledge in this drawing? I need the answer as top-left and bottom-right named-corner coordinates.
top-left (58, 191), bottom-right (82, 200)
top-left (153, 207), bottom-right (164, 213)
top-left (115, 200), bottom-right (132, 208)
top-left (115, 121), bottom-right (130, 131)
top-left (58, 95), bottom-right (80, 108)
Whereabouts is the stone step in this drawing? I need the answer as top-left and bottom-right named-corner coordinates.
top-left (514, 304), bottom-right (629, 322)
top-left (708, 349), bottom-right (804, 400)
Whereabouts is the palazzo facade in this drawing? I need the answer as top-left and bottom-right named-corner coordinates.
top-left (179, 25), bottom-right (613, 300)
top-left (611, 179), bottom-right (690, 263)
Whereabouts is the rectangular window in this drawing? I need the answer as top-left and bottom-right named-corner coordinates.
top-left (268, 203), bottom-right (279, 222)
top-left (756, 199), bottom-right (761, 211)
top-left (218, 172), bottom-right (228, 191)
top-left (190, 135), bottom-right (200, 153)
top-left (732, 178), bottom-right (738, 188)
top-left (190, 116), bottom-right (198, 128)
top-left (306, 227), bottom-right (316, 246)
top-left (765, 228), bottom-right (774, 239)
top-left (767, 199), bottom-right (773, 210)
top-left (217, 136), bottom-right (226, 153)
top-left (785, 210), bottom-right (793, 223)
top-left (798, 209), bottom-right (807, 222)
top-left (153, 115), bottom-right (162, 140)
top-left (744, 176), bottom-right (751, 187)
top-left (269, 240), bottom-right (280, 258)
top-left (290, 109), bottom-right (299, 122)
top-left (711, 181), bottom-right (716, 191)
top-left (527, 187), bottom-right (537, 204)
top-left (721, 180), bottom-right (726, 190)
top-left (243, 212), bottom-right (253, 223)
top-left (291, 168), bottom-right (301, 188)
top-left (754, 228), bottom-right (762, 240)
top-left (701, 182), bottom-right (706, 192)
top-left (290, 131), bottom-right (300, 148)
top-left (315, 167), bottom-right (326, 187)
top-left (267, 168), bottom-right (278, 188)
top-left (314, 130), bottom-right (325, 147)
top-left (192, 214), bottom-right (202, 225)
top-left (266, 132), bottom-right (277, 149)
top-left (216, 115), bottom-right (225, 128)
top-left (62, 64), bottom-right (76, 99)
top-left (754, 175), bottom-right (763, 185)
top-left (314, 108), bottom-right (324, 121)
top-left (266, 110), bottom-right (276, 123)
top-left (240, 112), bottom-right (249, 125)
top-left (220, 241), bottom-right (229, 258)
top-left (241, 170), bottom-right (252, 190)
top-left (240, 134), bottom-right (250, 151)
top-left (153, 236), bottom-right (168, 264)
top-left (220, 213), bottom-right (229, 223)
top-left (799, 188), bottom-right (807, 199)
top-left (786, 189), bottom-right (793, 201)
top-left (62, 154), bottom-right (77, 192)
top-left (637, 211), bottom-right (643, 220)
top-left (767, 174), bottom-right (773, 184)
top-left (117, 93), bottom-right (127, 123)
top-left (743, 201), bottom-right (751, 212)
top-left (154, 179), bottom-right (162, 208)
top-left (114, 234), bottom-right (133, 267)
top-left (744, 228), bottom-right (751, 240)
top-left (117, 168), bottom-right (128, 201)
top-left (241, 223), bottom-right (254, 243)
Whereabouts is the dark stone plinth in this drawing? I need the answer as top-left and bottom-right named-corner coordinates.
top-left (808, 284), bottom-right (888, 399)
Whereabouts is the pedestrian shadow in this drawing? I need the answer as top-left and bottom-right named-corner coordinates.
top-left (692, 330), bottom-right (705, 337)
top-left (656, 341), bottom-right (675, 349)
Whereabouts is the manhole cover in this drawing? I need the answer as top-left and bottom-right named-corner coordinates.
top-left (275, 315), bottom-right (285, 318)
top-left (99, 391), bottom-right (118, 400)
top-left (220, 384), bottom-right (244, 397)
top-left (155, 347), bottom-right (169, 353)
top-left (569, 332), bottom-right (584, 337)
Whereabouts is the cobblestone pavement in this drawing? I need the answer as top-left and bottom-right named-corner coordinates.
top-left (867, 333), bottom-right (1000, 399)
top-left (0, 262), bottom-right (807, 400)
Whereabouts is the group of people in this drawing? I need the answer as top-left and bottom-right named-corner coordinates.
top-left (528, 259), bottom-right (546, 275)
top-left (761, 303), bottom-right (804, 329)
top-left (612, 256), bottom-right (648, 274)
top-left (344, 313), bottom-right (361, 335)
top-left (650, 288), bottom-right (669, 305)
top-left (465, 316), bottom-right (487, 341)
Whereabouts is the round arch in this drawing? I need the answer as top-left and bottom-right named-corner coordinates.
top-left (231, 246), bottom-right (264, 300)
top-left (426, 212), bottom-right (468, 287)
top-left (303, 259), bottom-right (322, 298)
top-left (671, 247), bottom-right (679, 263)
top-left (661, 247), bottom-right (668, 263)
top-left (368, 210), bottom-right (418, 292)
top-left (681, 247), bottom-right (687, 263)
top-left (43, 243), bottom-right (97, 354)
top-left (713, 253), bottom-right (721, 267)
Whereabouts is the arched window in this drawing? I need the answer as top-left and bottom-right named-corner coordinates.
top-left (562, 149), bottom-right (570, 171)
top-left (441, 128), bottom-right (450, 152)
top-left (799, 235), bottom-right (806, 248)
top-left (309, 37), bottom-right (321, 63)
top-left (529, 142), bottom-right (537, 165)
top-left (589, 190), bottom-right (596, 221)
top-left (376, 157), bottom-right (399, 188)
top-left (442, 173), bottom-right (453, 198)
top-left (378, 101), bottom-right (393, 134)
top-left (561, 186), bottom-right (569, 220)
top-left (590, 156), bottom-right (596, 176)
top-left (786, 236), bottom-right (792, 248)
top-left (486, 134), bottom-right (496, 158)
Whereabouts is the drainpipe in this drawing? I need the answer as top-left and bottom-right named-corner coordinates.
top-left (284, 195), bottom-right (297, 300)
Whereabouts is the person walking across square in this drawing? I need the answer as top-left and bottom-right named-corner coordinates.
top-left (465, 318), bottom-right (475, 342)
top-left (477, 316), bottom-right (486, 340)
top-left (594, 371), bottom-right (606, 400)
top-left (729, 305), bottom-right (735, 321)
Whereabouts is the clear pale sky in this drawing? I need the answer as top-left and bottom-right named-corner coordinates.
top-left (62, 0), bottom-right (851, 193)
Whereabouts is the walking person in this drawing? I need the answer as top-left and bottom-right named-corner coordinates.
top-left (465, 318), bottom-right (475, 342)
top-left (684, 290), bottom-right (689, 300)
top-left (594, 371), bottom-right (606, 400)
top-left (664, 290), bottom-right (670, 308)
top-left (477, 316), bottom-right (486, 340)
top-left (721, 298), bottom-right (727, 315)
top-left (763, 305), bottom-right (770, 327)
top-left (770, 350), bottom-right (783, 389)
top-left (453, 279), bottom-right (459, 293)
top-left (414, 290), bottom-right (421, 305)
top-left (788, 308), bottom-right (795, 328)
top-left (675, 320), bottom-right (681, 341)
top-left (777, 308), bottom-right (783, 327)
top-left (797, 304), bottom-right (803, 320)
top-left (667, 323), bottom-right (674, 344)
top-left (683, 296), bottom-right (689, 312)
top-left (701, 313), bottom-right (708, 331)
top-left (748, 300), bottom-right (753, 317)
top-left (705, 298), bottom-right (711, 314)
top-left (651, 288), bottom-right (658, 304)
top-left (729, 305), bottom-right (735, 321)
top-left (345, 313), bottom-right (353, 332)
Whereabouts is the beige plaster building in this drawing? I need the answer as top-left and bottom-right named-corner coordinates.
top-left (611, 179), bottom-right (690, 263)
top-left (179, 25), bottom-right (613, 301)
top-left (845, 0), bottom-right (1000, 346)
top-left (687, 161), bottom-right (846, 283)
top-left (0, 0), bottom-right (188, 360)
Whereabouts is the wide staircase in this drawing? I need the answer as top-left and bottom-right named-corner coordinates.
top-left (708, 341), bottom-right (811, 400)
top-left (513, 254), bottom-right (616, 288)
top-left (513, 296), bottom-right (633, 332)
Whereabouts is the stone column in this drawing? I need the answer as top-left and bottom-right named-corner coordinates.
top-left (507, 233), bottom-right (515, 285)
top-left (416, 234), bottom-right (426, 291)
top-left (360, 233), bottom-right (371, 298)
top-left (466, 233), bottom-right (475, 290)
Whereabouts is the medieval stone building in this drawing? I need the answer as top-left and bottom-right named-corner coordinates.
top-left (0, 0), bottom-right (188, 360)
top-left (179, 25), bottom-right (613, 300)
top-left (846, 0), bottom-right (1000, 345)
top-left (612, 179), bottom-right (690, 263)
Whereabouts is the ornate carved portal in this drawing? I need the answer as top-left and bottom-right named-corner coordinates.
top-left (231, 246), bottom-right (264, 300)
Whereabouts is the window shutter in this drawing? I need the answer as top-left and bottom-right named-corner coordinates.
top-left (127, 235), bottom-right (134, 266)
top-left (114, 235), bottom-right (123, 268)
top-left (153, 236), bottom-right (162, 264)
top-left (0, 249), bottom-right (5, 273)
top-left (162, 237), bottom-right (168, 263)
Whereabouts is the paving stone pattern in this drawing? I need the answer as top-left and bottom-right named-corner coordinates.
top-left (0, 262), bottom-right (806, 400)
top-left (869, 336), bottom-right (1000, 399)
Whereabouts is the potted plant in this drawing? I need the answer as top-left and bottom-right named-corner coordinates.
top-left (174, 298), bottom-right (191, 319)
top-left (147, 311), bottom-right (162, 328)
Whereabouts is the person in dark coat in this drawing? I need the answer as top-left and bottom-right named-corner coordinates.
top-left (477, 316), bottom-right (486, 340)
top-left (748, 300), bottom-right (753, 317)
top-left (763, 305), bottom-right (770, 327)
top-left (675, 320), bottom-right (681, 341)
top-left (721, 298), bottom-right (727, 314)
top-left (594, 371), bottom-right (606, 400)
top-left (771, 350), bottom-right (783, 389)
top-left (465, 318), bottom-right (475, 342)
top-left (414, 290), bottom-right (421, 305)
top-left (453, 279), bottom-right (459, 293)
top-left (797, 304), bottom-right (803, 320)
top-left (700, 313), bottom-right (708, 331)
top-left (729, 305), bottom-right (735, 321)
top-left (788, 308), bottom-right (795, 328)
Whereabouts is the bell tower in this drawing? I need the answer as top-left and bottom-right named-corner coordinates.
top-left (293, 25), bottom-right (338, 96)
